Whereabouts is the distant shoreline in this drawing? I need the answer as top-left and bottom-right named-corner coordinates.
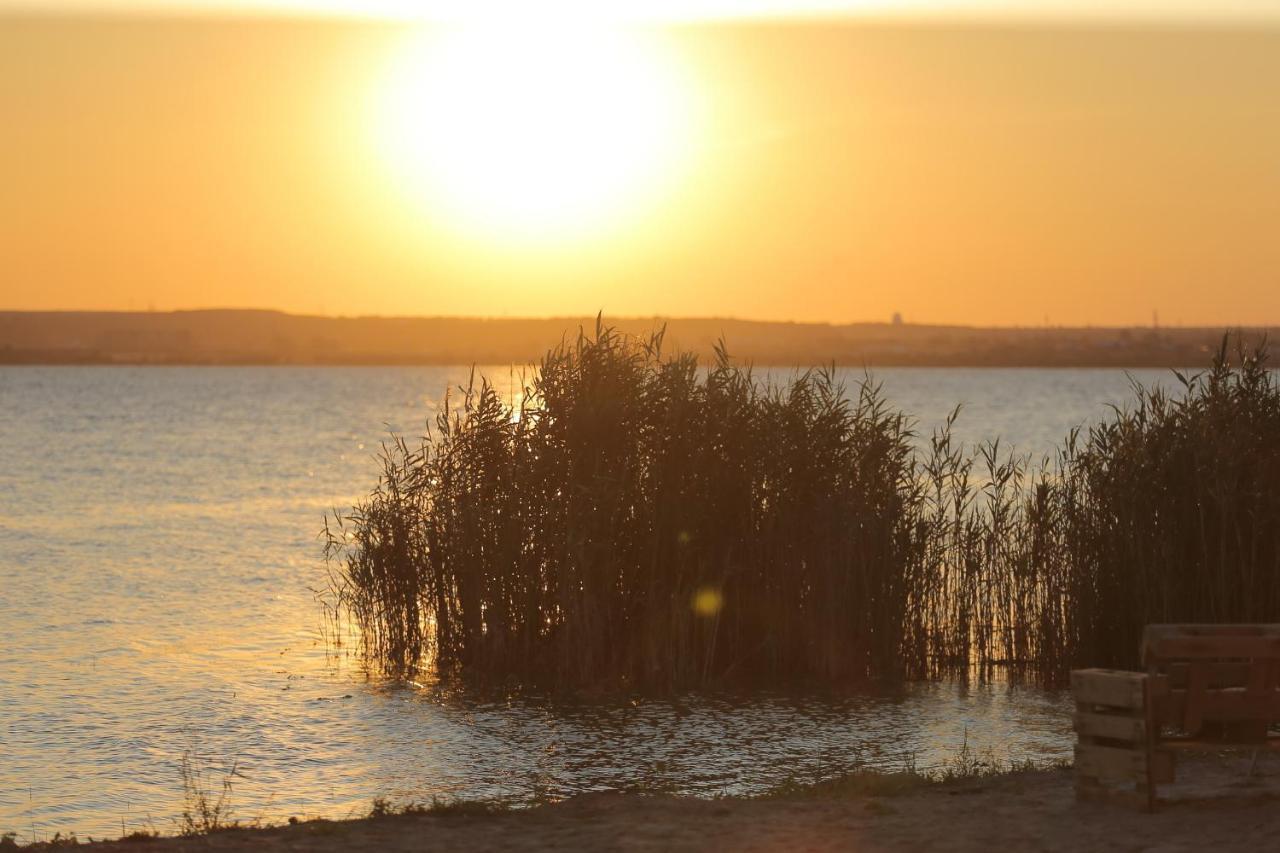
top-left (3, 310), bottom-right (1272, 369)
top-left (0, 355), bottom-right (1249, 368)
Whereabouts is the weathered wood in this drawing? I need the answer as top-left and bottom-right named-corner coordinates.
top-left (1183, 660), bottom-right (1209, 734)
top-left (1147, 635), bottom-right (1280, 661)
top-left (1073, 711), bottom-right (1145, 743)
top-left (1149, 624), bottom-right (1280, 635)
top-left (1246, 658), bottom-right (1273, 695)
top-left (1076, 625), bottom-right (1280, 810)
top-left (1153, 688), bottom-right (1280, 725)
top-left (1072, 669), bottom-right (1147, 710)
top-left (1160, 736), bottom-right (1280, 750)
top-left (1142, 623), bottom-right (1280, 645)
top-left (1161, 661), bottom-right (1254, 689)
top-left (1074, 744), bottom-right (1174, 784)
top-left (1142, 674), bottom-right (1159, 811)
top-left (1142, 624), bottom-right (1280, 666)
top-left (1154, 660), bottom-right (1280, 690)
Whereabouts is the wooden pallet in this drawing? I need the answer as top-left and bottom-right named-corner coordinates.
top-left (1072, 668), bottom-right (1172, 811)
top-left (1143, 624), bottom-right (1280, 744)
top-left (1074, 624), bottom-right (1280, 810)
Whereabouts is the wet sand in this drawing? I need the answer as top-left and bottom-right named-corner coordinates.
top-left (37, 753), bottom-right (1280, 852)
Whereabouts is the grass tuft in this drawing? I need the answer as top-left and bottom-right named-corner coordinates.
top-left (178, 751), bottom-right (238, 835)
top-left (369, 797), bottom-right (509, 819)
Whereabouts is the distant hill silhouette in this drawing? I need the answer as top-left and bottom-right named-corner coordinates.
top-left (0, 310), bottom-right (1271, 368)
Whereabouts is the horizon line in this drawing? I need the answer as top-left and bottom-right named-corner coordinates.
top-left (5, 307), bottom-right (1278, 332)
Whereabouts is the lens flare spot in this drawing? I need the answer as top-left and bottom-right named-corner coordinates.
top-left (692, 586), bottom-right (723, 617)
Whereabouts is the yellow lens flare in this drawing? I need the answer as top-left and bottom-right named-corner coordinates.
top-left (692, 586), bottom-right (724, 618)
top-left (369, 24), bottom-right (694, 243)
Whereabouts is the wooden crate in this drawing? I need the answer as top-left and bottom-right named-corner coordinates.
top-left (1142, 624), bottom-right (1280, 743)
top-left (1075, 625), bottom-right (1280, 811)
top-left (1072, 668), bottom-right (1172, 811)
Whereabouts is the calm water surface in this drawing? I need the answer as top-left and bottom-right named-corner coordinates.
top-left (0, 366), bottom-right (1174, 841)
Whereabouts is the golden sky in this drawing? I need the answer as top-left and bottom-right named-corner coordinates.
top-left (3, 7), bottom-right (1280, 325)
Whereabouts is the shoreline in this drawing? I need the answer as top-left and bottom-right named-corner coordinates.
top-left (17, 755), bottom-right (1280, 851)
top-left (5, 310), bottom-right (1272, 369)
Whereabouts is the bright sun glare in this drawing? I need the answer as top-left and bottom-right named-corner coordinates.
top-left (371, 25), bottom-right (693, 243)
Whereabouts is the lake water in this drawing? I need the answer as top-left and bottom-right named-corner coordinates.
top-left (0, 365), bottom-right (1178, 841)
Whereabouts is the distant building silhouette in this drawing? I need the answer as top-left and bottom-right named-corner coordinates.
top-left (891, 312), bottom-right (903, 326)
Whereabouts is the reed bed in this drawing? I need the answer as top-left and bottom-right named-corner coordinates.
top-left (324, 327), bottom-right (1279, 689)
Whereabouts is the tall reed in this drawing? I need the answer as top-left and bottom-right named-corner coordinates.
top-left (325, 328), bottom-right (1279, 689)
top-left (1048, 337), bottom-right (1280, 673)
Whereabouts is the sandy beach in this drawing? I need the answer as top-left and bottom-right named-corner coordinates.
top-left (26, 754), bottom-right (1280, 852)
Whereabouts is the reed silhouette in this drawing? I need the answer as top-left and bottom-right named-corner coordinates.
top-left (324, 326), bottom-right (1279, 689)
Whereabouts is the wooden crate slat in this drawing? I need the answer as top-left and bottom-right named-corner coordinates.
top-left (1144, 624), bottom-right (1280, 639)
top-left (1071, 668), bottom-right (1147, 709)
top-left (1154, 688), bottom-right (1280, 724)
top-left (1162, 736), bottom-right (1280, 750)
top-left (1073, 711), bottom-right (1145, 743)
top-left (1142, 625), bottom-right (1280, 658)
top-left (1160, 661), bottom-right (1254, 689)
top-left (1183, 661), bottom-right (1209, 733)
top-left (1148, 635), bottom-right (1280, 661)
top-left (1075, 744), bottom-right (1143, 783)
top-left (1247, 659), bottom-right (1270, 695)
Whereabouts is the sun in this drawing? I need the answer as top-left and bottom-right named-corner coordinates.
top-left (370, 25), bottom-right (693, 243)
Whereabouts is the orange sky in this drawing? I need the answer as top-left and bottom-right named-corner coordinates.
top-left (3, 13), bottom-right (1279, 325)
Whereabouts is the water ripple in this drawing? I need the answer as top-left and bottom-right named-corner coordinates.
top-left (1, 365), bottom-right (1169, 842)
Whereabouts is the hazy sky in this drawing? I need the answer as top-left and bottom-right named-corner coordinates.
top-left (3, 10), bottom-right (1280, 324)
top-left (5, 1), bottom-right (1280, 20)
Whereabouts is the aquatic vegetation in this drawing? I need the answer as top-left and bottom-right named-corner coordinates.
top-left (326, 320), bottom-right (935, 688)
top-left (178, 751), bottom-right (238, 836)
top-left (326, 325), bottom-right (1279, 688)
top-left (1035, 336), bottom-right (1280, 677)
top-left (369, 797), bottom-right (509, 819)
top-left (760, 759), bottom-right (1064, 800)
